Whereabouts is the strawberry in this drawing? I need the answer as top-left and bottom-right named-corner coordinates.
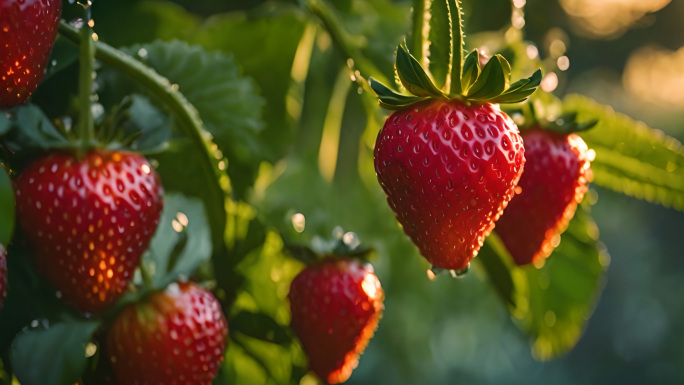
top-left (0, 243), bottom-right (6, 310)
top-left (106, 282), bottom-right (229, 385)
top-left (14, 150), bottom-right (163, 313)
top-left (289, 258), bottom-right (384, 384)
top-left (369, 1), bottom-right (540, 272)
top-left (495, 128), bottom-right (594, 265)
top-left (374, 99), bottom-right (526, 270)
top-left (0, 0), bottom-right (62, 109)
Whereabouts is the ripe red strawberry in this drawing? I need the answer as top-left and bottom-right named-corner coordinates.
top-left (289, 258), bottom-right (384, 384)
top-left (14, 150), bottom-right (163, 313)
top-left (374, 99), bottom-right (525, 270)
top-left (370, 3), bottom-right (539, 272)
top-left (106, 282), bottom-right (229, 385)
top-left (0, 243), bottom-right (6, 310)
top-left (0, 0), bottom-right (62, 109)
top-left (496, 128), bottom-right (594, 265)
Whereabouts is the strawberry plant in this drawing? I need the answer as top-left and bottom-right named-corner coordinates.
top-left (0, 0), bottom-right (683, 384)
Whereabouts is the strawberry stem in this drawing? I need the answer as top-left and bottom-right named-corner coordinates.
top-left (139, 260), bottom-right (153, 289)
top-left (411, 0), bottom-right (429, 69)
top-left (303, 0), bottom-right (389, 87)
top-left (76, 3), bottom-right (96, 152)
top-left (448, 0), bottom-right (464, 95)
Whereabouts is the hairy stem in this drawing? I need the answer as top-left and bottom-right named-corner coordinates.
top-left (411, 0), bottom-right (429, 68)
top-left (77, 5), bottom-right (95, 150)
top-left (448, 0), bottom-right (464, 95)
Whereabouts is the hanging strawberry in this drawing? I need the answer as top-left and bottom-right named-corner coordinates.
top-left (10, 9), bottom-right (165, 314)
top-left (371, 0), bottom-right (541, 272)
top-left (495, 112), bottom-right (596, 265)
top-left (286, 232), bottom-right (384, 384)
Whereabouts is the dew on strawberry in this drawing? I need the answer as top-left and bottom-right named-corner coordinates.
top-left (369, 0), bottom-right (541, 274)
top-left (15, 151), bottom-right (164, 313)
top-left (289, 257), bottom-right (384, 384)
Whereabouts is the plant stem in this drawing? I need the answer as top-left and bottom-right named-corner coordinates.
top-left (448, 0), bottom-right (464, 95)
top-left (411, 0), bottom-right (429, 69)
top-left (139, 259), bottom-right (153, 289)
top-left (304, 0), bottom-right (389, 87)
top-left (77, 5), bottom-right (95, 150)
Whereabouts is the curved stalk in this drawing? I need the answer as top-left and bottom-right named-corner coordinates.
top-left (76, 6), bottom-right (95, 151)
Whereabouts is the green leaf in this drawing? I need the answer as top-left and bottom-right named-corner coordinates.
top-left (425, 0), bottom-right (452, 90)
top-left (190, 8), bottom-right (307, 165)
top-left (121, 94), bottom-right (173, 153)
top-left (0, 245), bottom-right (71, 354)
top-left (230, 311), bottom-right (292, 346)
top-left (143, 193), bottom-right (212, 289)
top-left (0, 112), bottom-right (9, 135)
top-left (466, 54), bottom-right (510, 100)
top-left (3, 104), bottom-right (70, 150)
top-left (564, 94), bottom-right (684, 211)
top-left (228, 332), bottom-right (304, 385)
top-left (122, 40), bottom-right (265, 199)
top-left (395, 43), bottom-right (444, 98)
top-left (0, 166), bottom-right (14, 245)
top-left (490, 69), bottom-right (542, 104)
top-left (461, 49), bottom-right (481, 92)
top-left (481, 206), bottom-right (608, 360)
top-left (11, 320), bottom-right (101, 385)
top-left (369, 78), bottom-right (428, 110)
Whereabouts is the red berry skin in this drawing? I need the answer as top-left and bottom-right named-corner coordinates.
top-left (106, 282), bottom-right (229, 385)
top-left (289, 258), bottom-right (384, 384)
top-left (0, 0), bottom-right (61, 109)
top-left (374, 99), bottom-right (525, 270)
top-left (496, 129), bottom-right (594, 265)
top-left (14, 150), bottom-right (163, 314)
top-left (0, 244), bottom-right (6, 310)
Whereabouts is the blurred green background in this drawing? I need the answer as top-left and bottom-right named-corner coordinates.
top-left (75, 0), bottom-right (684, 383)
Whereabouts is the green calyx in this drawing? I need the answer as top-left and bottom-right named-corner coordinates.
top-left (544, 111), bottom-right (598, 134)
top-left (514, 96), bottom-right (598, 135)
top-left (370, 0), bottom-right (541, 110)
top-left (284, 229), bottom-right (374, 265)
